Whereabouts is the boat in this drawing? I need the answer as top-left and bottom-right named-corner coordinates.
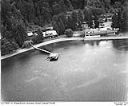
top-left (48, 53), bottom-right (59, 61)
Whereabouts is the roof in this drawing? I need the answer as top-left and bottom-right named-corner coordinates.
top-left (45, 30), bottom-right (57, 35)
top-left (27, 32), bottom-right (33, 37)
top-left (100, 27), bottom-right (112, 31)
top-left (43, 30), bottom-right (58, 37)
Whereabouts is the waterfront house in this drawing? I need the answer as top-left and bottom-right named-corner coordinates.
top-left (27, 31), bottom-right (33, 37)
top-left (43, 30), bottom-right (58, 38)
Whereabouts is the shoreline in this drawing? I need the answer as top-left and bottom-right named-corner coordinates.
top-left (1, 37), bottom-right (83, 60)
top-left (1, 36), bottom-right (128, 60)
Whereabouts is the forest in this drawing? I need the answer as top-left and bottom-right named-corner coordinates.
top-left (1, 0), bottom-right (128, 55)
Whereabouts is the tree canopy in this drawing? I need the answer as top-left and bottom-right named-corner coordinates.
top-left (1, 0), bottom-right (128, 55)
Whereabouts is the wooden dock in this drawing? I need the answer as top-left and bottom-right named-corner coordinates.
top-left (31, 45), bottom-right (51, 54)
top-left (85, 30), bottom-right (118, 36)
top-left (84, 36), bottom-right (128, 41)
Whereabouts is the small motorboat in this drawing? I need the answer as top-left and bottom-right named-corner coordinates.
top-left (48, 53), bottom-right (59, 61)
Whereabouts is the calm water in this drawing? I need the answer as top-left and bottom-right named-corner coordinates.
top-left (1, 39), bottom-right (128, 101)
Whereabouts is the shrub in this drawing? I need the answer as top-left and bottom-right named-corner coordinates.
top-left (22, 40), bottom-right (33, 48)
top-left (31, 34), bottom-right (43, 44)
top-left (65, 29), bottom-right (73, 37)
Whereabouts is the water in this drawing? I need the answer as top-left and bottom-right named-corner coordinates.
top-left (1, 39), bottom-right (128, 101)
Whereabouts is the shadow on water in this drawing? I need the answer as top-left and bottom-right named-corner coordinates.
top-left (85, 40), bottom-right (100, 46)
top-left (112, 39), bottom-right (128, 51)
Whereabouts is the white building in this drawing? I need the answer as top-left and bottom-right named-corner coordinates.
top-left (27, 32), bottom-right (33, 37)
top-left (43, 30), bottom-right (58, 38)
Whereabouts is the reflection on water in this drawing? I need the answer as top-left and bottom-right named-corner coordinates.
top-left (112, 40), bottom-right (128, 51)
top-left (1, 39), bottom-right (128, 101)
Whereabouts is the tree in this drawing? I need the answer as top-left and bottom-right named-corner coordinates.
top-left (31, 29), bottom-right (44, 44)
top-left (71, 11), bottom-right (78, 30)
top-left (111, 0), bottom-right (128, 32)
top-left (22, 40), bottom-right (33, 48)
top-left (70, 0), bottom-right (85, 9)
top-left (59, 0), bottom-right (67, 12)
top-left (64, 0), bottom-right (73, 11)
top-left (93, 14), bottom-right (99, 28)
top-left (119, 1), bottom-right (128, 32)
top-left (61, 13), bottom-right (68, 27)
top-left (36, 0), bottom-right (52, 25)
top-left (52, 0), bottom-right (67, 15)
top-left (57, 16), bottom-right (65, 34)
top-left (17, 0), bottom-right (35, 23)
top-left (52, 14), bottom-right (65, 35)
top-left (12, 24), bottom-right (28, 47)
top-left (1, 0), bottom-right (13, 30)
top-left (1, 38), bottom-right (19, 56)
top-left (94, 19), bottom-right (99, 28)
top-left (111, 12), bottom-right (120, 29)
top-left (77, 9), bottom-right (84, 28)
top-left (52, 15), bottom-right (60, 34)
top-left (65, 29), bottom-right (73, 37)
top-left (120, 8), bottom-right (128, 32)
top-left (83, 7), bottom-right (93, 28)
top-left (91, 7), bottom-right (105, 16)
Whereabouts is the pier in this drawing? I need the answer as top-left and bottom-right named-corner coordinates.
top-left (84, 36), bottom-right (128, 41)
top-left (85, 30), bottom-right (118, 36)
top-left (31, 45), bottom-right (59, 61)
top-left (31, 45), bottom-right (51, 54)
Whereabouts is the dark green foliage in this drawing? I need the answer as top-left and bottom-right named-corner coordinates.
top-left (31, 29), bottom-right (44, 44)
top-left (91, 7), bottom-right (105, 16)
top-left (1, 0), bottom-right (28, 55)
top-left (1, 38), bottom-right (19, 56)
top-left (83, 6), bottom-right (104, 28)
top-left (94, 19), bottom-right (99, 28)
top-left (1, 0), bottom-right (128, 56)
top-left (22, 40), bottom-right (33, 48)
top-left (31, 35), bottom-right (43, 44)
top-left (77, 9), bottom-right (84, 29)
top-left (70, 10), bottom-right (84, 30)
top-left (70, 0), bottom-right (85, 9)
top-left (120, 1), bottom-right (128, 32)
top-left (65, 29), bottom-right (73, 37)
top-left (52, 2), bottom-right (62, 15)
top-left (83, 7), bottom-right (93, 28)
top-left (52, 14), bottom-right (65, 35)
top-left (111, 13), bottom-right (120, 28)
top-left (52, 0), bottom-right (67, 15)
top-left (87, 0), bottom-right (102, 8)
top-left (64, 0), bottom-right (74, 11)
top-left (12, 24), bottom-right (28, 47)
top-left (52, 9), bottom-right (84, 34)
top-left (111, 0), bottom-right (128, 32)
top-left (36, 0), bottom-right (52, 26)
top-left (71, 11), bottom-right (78, 30)
top-left (36, 29), bottom-right (43, 38)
